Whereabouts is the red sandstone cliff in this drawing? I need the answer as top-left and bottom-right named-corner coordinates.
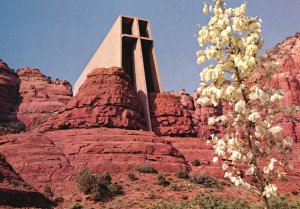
top-left (0, 60), bottom-right (19, 123)
top-left (16, 67), bottom-right (72, 129)
top-left (149, 92), bottom-right (196, 136)
top-left (36, 67), bottom-right (147, 132)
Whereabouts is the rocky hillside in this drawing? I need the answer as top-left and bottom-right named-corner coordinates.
top-left (17, 67), bottom-right (72, 129)
top-left (0, 153), bottom-right (52, 208)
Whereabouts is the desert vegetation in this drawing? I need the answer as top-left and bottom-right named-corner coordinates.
top-left (76, 169), bottom-right (123, 202)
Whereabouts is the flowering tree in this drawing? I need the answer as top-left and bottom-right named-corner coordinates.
top-left (196, 0), bottom-right (296, 208)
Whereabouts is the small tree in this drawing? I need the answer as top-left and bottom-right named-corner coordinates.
top-left (196, 1), bottom-right (297, 208)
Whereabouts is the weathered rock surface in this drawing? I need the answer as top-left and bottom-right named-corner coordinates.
top-left (149, 92), bottom-right (196, 136)
top-left (37, 67), bottom-right (146, 132)
top-left (0, 128), bottom-right (189, 200)
top-left (0, 60), bottom-right (19, 123)
top-left (258, 33), bottom-right (300, 142)
top-left (16, 67), bottom-right (73, 129)
top-left (0, 153), bottom-right (51, 208)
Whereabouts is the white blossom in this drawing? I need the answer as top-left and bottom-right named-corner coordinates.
top-left (263, 184), bottom-right (277, 198)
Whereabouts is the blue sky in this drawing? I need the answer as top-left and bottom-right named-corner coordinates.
top-left (0, 0), bottom-right (299, 94)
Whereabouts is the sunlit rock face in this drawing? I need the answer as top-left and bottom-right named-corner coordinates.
top-left (36, 67), bottom-right (147, 132)
top-left (16, 67), bottom-right (73, 129)
top-left (254, 33), bottom-right (300, 142)
top-left (149, 92), bottom-right (196, 137)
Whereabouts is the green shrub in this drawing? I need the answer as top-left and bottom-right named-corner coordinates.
top-left (76, 169), bottom-right (123, 202)
top-left (43, 185), bottom-right (54, 198)
top-left (190, 174), bottom-right (217, 187)
top-left (69, 202), bottom-right (83, 209)
top-left (107, 183), bottom-right (123, 195)
top-left (191, 159), bottom-right (200, 167)
top-left (175, 170), bottom-right (189, 179)
top-left (268, 195), bottom-right (300, 209)
top-left (157, 174), bottom-right (170, 187)
top-left (91, 185), bottom-right (105, 202)
top-left (192, 193), bottom-right (228, 209)
top-left (101, 171), bottom-right (112, 185)
top-left (148, 200), bottom-right (191, 209)
top-left (76, 169), bottom-right (99, 194)
top-left (127, 172), bottom-right (138, 181)
top-left (170, 184), bottom-right (181, 191)
top-left (231, 198), bottom-right (251, 209)
top-left (137, 164), bottom-right (158, 174)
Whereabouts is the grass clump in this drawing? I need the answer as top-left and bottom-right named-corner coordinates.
top-left (170, 184), bottom-right (181, 191)
top-left (136, 164), bottom-right (158, 174)
top-left (175, 170), bottom-right (189, 179)
top-left (191, 159), bottom-right (200, 167)
top-left (69, 202), bottom-right (83, 209)
top-left (43, 185), bottom-right (54, 199)
top-left (157, 174), bottom-right (170, 187)
top-left (190, 174), bottom-right (217, 188)
top-left (127, 172), bottom-right (138, 181)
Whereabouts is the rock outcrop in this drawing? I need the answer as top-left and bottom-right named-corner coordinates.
top-left (257, 33), bottom-right (300, 142)
top-left (149, 92), bottom-right (196, 136)
top-left (16, 67), bottom-right (73, 129)
top-left (0, 153), bottom-right (52, 208)
top-left (0, 60), bottom-right (20, 123)
top-left (37, 67), bottom-right (146, 132)
top-left (0, 128), bottom-right (190, 200)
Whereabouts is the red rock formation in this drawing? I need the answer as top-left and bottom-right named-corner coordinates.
top-left (0, 128), bottom-right (189, 200)
top-left (149, 92), bottom-right (196, 136)
top-left (16, 67), bottom-right (72, 129)
top-left (0, 153), bottom-right (51, 208)
top-left (257, 33), bottom-right (300, 142)
top-left (37, 67), bottom-right (146, 132)
top-left (0, 60), bottom-right (19, 123)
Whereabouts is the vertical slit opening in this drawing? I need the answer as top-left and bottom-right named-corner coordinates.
top-left (122, 17), bottom-right (134, 35)
top-left (138, 20), bottom-right (149, 38)
top-left (141, 40), bottom-right (159, 93)
top-left (122, 37), bottom-right (137, 87)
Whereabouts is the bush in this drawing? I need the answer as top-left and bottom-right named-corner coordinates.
top-left (101, 171), bottom-right (112, 185)
top-left (91, 185), bottom-right (105, 202)
top-left (191, 159), bottom-right (200, 167)
top-left (149, 200), bottom-right (191, 209)
top-left (43, 185), bottom-right (54, 198)
top-left (77, 169), bottom-right (99, 194)
top-left (69, 202), bottom-right (83, 209)
top-left (175, 170), bottom-right (189, 179)
top-left (107, 183), bottom-right (123, 195)
top-left (76, 169), bottom-right (123, 202)
top-left (157, 174), bottom-right (170, 187)
top-left (137, 164), bottom-right (158, 174)
top-left (268, 195), bottom-right (300, 209)
top-left (192, 193), bottom-right (230, 209)
top-left (190, 174), bottom-right (217, 187)
top-left (127, 172), bottom-right (138, 181)
top-left (170, 184), bottom-right (181, 191)
top-left (231, 198), bottom-right (251, 209)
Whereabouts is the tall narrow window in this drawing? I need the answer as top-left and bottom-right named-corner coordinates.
top-left (122, 17), bottom-right (134, 35)
top-left (138, 20), bottom-right (149, 38)
top-left (122, 36), bottom-right (137, 87)
top-left (141, 40), bottom-right (159, 92)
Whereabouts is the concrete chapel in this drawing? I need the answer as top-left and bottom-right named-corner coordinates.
top-left (74, 16), bottom-right (162, 130)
